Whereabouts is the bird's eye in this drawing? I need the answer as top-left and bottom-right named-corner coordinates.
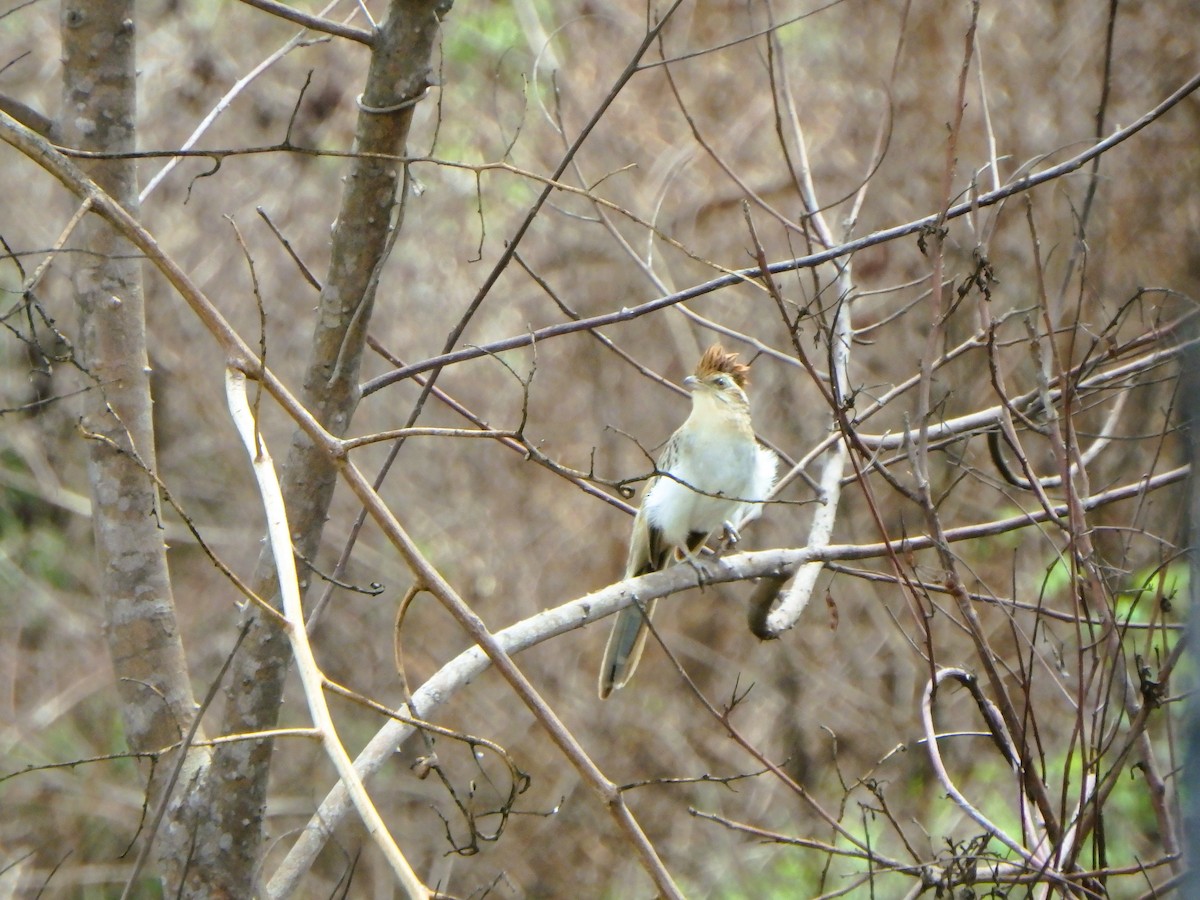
top-left (716, 375), bottom-right (731, 388)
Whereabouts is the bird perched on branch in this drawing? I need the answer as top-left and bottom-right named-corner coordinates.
top-left (598, 344), bottom-right (778, 698)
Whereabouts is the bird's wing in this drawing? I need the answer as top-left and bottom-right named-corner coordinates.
top-left (626, 429), bottom-right (685, 575)
top-left (625, 493), bottom-right (673, 577)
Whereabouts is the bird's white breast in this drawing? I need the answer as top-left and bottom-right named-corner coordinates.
top-left (643, 420), bottom-right (773, 547)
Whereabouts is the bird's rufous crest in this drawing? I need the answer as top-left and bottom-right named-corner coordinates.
top-left (695, 344), bottom-right (751, 387)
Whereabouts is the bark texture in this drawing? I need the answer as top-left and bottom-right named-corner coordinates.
top-left (59, 0), bottom-right (201, 890)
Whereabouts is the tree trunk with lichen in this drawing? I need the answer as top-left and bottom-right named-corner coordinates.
top-left (59, 0), bottom-right (202, 892)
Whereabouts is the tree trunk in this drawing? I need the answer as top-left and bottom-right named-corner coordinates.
top-left (184, 2), bottom-right (452, 895)
top-left (59, 0), bottom-right (201, 891)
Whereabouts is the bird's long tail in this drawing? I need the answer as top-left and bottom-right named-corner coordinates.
top-left (597, 598), bottom-right (658, 699)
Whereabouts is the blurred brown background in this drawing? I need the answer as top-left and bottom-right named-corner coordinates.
top-left (1, 0), bottom-right (1197, 896)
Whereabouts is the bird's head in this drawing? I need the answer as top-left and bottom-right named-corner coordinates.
top-left (684, 344), bottom-right (752, 411)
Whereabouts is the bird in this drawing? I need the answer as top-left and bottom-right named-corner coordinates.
top-left (598, 344), bottom-right (778, 699)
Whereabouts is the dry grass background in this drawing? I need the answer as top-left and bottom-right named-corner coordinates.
top-left (1, 0), bottom-right (1198, 896)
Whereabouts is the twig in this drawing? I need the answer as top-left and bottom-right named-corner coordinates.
top-left (747, 14), bottom-right (860, 638)
top-left (118, 621), bottom-right (253, 900)
top-left (140, 4), bottom-right (342, 202)
top-left (235, 0), bottom-right (374, 46)
top-left (358, 69), bottom-right (1200, 393)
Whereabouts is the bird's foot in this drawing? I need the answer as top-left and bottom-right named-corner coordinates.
top-left (718, 520), bottom-right (741, 553)
top-left (682, 553), bottom-right (710, 589)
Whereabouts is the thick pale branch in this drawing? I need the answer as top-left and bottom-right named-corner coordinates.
top-left (266, 463), bottom-right (1185, 889)
top-left (325, 458), bottom-right (685, 899)
top-left (749, 29), bottom-right (858, 638)
top-left (225, 369), bottom-right (428, 898)
top-left (0, 119), bottom-right (678, 897)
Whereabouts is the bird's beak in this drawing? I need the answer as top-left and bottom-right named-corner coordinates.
top-left (683, 375), bottom-right (700, 391)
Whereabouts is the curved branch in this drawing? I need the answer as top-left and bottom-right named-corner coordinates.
top-left (267, 463), bottom-right (1186, 890)
top-left (920, 668), bottom-right (1061, 875)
